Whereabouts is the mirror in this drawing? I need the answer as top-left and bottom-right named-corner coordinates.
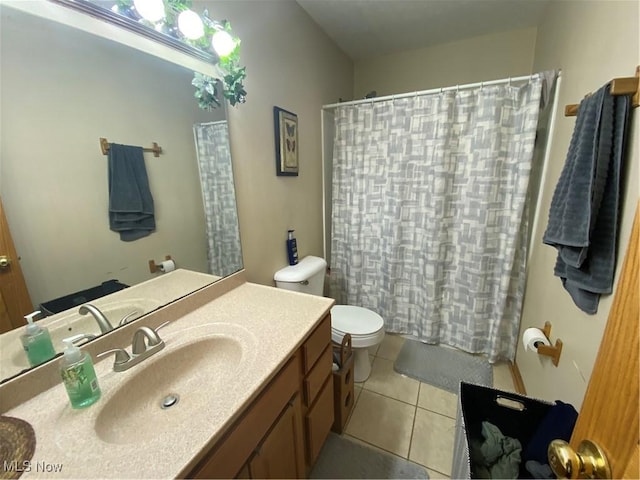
top-left (0, 3), bottom-right (243, 381)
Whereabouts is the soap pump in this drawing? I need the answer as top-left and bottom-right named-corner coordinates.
top-left (286, 229), bottom-right (299, 265)
top-left (60, 337), bottom-right (101, 409)
top-left (20, 311), bottom-right (56, 367)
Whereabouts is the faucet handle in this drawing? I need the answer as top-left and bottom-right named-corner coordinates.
top-left (119, 310), bottom-right (142, 326)
top-left (155, 321), bottom-right (171, 333)
top-left (98, 348), bottom-right (131, 368)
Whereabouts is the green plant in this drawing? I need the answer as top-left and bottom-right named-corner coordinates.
top-left (110, 0), bottom-right (247, 109)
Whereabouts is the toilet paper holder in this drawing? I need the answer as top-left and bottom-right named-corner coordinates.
top-left (149, 255), bottom-right (173, 274)
top-left (537, 321), bottom-right (563, 367)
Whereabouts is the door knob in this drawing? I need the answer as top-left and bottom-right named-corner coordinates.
top-left (0, 255), bottom-right (10, 269)
top-left (548, 439), bottom-right (611, 479)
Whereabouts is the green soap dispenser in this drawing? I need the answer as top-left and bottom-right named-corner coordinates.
top-left (20, 311), bottom-right (56, 367)
top-left (60, 337), bottom-right (101, 409)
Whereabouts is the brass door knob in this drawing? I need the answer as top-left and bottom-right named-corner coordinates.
top-left (548, 439), bottom-right (611, 479)
top-left (0, 255), bottom-right (10, 269)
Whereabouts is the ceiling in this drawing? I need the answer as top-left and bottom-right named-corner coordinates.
top-left (296, 0), bottom-right (550, 61)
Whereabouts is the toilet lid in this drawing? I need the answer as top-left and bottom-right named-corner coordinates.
top-left (331, 305), bottom-right (384, 335)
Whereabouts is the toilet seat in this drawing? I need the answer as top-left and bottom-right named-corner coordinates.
top-left (330, 305), bottom-right (385, 348)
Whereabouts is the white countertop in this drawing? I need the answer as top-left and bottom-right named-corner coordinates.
top-left (3, 281), bottom-right (334, 478)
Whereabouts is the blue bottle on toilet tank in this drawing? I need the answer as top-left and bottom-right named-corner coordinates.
top-left (287, 230), bottom-right (299, 265)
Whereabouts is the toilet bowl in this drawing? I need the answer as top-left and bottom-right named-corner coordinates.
top-left (330, 305), bottom-right (384, 382)
top-left (274, 256), bottom-right (385, 382)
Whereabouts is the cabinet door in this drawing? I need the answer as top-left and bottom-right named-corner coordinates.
top-left (305, 376), bottom-right (334, 465)
top-left (249, 395), bottom-right (305, 479)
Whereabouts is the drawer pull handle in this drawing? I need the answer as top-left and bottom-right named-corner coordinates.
top-left (344, 392), bottom-right (352, 408)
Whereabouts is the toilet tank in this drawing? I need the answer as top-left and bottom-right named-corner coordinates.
top-left (274, 256), bottom-right (327, 296)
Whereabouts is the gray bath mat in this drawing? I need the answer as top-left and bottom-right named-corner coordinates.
top-left (310, 433), bottom-right (428, 479)
top-left (394, 339), bottom-right (492, 393)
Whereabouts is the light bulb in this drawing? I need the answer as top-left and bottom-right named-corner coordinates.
top-left (133, 0), bottom-right (165, 22)
top-left (178, 10), bottom-right (204, 40)
top-left (211, 30), bottom-right (235, 57)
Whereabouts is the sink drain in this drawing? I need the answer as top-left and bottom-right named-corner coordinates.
top-left (160, 394), bottom-right (180, 409)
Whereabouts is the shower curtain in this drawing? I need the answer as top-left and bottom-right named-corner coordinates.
top-left (329, 76), bottom-right (544, 362)
top-left (193, 121), bottom-right (242, 277)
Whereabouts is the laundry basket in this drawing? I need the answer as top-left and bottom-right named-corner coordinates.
top-left (452, 382), bottom-right (554, 479)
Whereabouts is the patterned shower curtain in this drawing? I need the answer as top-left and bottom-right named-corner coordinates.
top-left (193, 121), bottom-right (242, 277)
top-left (329, 77), bottom-right (543, 362)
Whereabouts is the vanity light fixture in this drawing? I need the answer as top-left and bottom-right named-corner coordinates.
top-left (133, 0), bottom-right (164, 23)
top-left (177, 9), bottom-right (204, 40)
top-left (52, 0), bottom-right (247, 109)
top-left (211, 30), bottom-right (235, 58)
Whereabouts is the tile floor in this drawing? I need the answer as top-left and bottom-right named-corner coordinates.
top-left (339, 334), bottom-right (516, 479)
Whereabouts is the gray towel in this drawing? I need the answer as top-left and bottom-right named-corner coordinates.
top-left (543, 83), bottom-right (630, 313)
top-left (108, 143), bottom-right (155, 241)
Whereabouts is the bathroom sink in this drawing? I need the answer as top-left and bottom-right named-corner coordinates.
top-left (93, 334), bottom-right (248, 445)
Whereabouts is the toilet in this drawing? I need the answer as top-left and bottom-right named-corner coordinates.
top-left (274, 255), bottom-right (384, 382)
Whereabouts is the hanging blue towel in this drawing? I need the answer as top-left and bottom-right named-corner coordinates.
top-left (108, 143), bottom-right (155, 241)
top-left (543, 84), bottom-right (630, 313)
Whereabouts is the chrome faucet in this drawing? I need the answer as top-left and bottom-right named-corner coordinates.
top-left (132, 326), bottom-right (163, 354)
top-left (98, 321), bottom-right (169, 372)
top-left (78, 304), bottom-right (114, 334)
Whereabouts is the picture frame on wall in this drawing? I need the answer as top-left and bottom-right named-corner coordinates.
top-left (274, 106), bottom-right (299, 176)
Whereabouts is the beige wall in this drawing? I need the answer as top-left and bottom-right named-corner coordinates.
top-left (518, 0), bottom-right (639, 410)
top-left (353, 27), bottom-right (537, 98)
top-left (205, 1), bottom-right (354, 285)
top-left (0, 8), bottom-right (222, 308)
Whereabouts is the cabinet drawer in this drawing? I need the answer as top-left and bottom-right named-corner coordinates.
top-left (304, 376), bottom-right (334, 465)
top-left (302, 314), bottom-right (331, 374)
top-left (303, 345), bottom-right (333, 407)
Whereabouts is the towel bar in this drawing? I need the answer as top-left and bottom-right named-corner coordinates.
top-left (564, 65), bottom-right (640, 116)
top-left (100, 137), bottom-right (163, 157)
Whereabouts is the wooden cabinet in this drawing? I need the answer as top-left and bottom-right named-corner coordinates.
top-left (299, 314), bottom-right (335, 471)
top-left (187, 314), bottom-right (333, 479)
top-left (249, 395), bottom-right (305, 478)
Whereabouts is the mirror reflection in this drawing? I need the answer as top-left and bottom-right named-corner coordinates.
top-left (0, 4), bottom-right (243, 381)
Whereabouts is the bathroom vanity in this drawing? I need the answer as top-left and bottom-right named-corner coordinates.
top-left (0, 271), bottom-right (335, 478)
top-left (188, 314), bottom-right (333, 478)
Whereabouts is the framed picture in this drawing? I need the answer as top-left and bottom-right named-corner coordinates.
top-left (274, 106), bottom-right (298, 176)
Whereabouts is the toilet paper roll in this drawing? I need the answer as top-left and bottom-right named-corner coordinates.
top-left (159, 259), bottom-right (176, 273)
top-left (522, 327), bottom-right (551, 352)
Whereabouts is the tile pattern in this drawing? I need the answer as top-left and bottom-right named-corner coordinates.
top-left (341, 334), bottom-right (517, 479)
top-left (329, 79), bottom-right (544, 362)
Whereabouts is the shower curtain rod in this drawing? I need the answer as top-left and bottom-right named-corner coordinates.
top-left (322, 73), bottom-right (539, 110)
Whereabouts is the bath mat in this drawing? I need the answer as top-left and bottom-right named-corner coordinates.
top-left (394, 339), bottom-right (492, 393)
top-left (310, 433), bottom-right (428, 479)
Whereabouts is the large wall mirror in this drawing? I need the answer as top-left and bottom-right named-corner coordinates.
top-left (0, 2), bottom-right (243, 382)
